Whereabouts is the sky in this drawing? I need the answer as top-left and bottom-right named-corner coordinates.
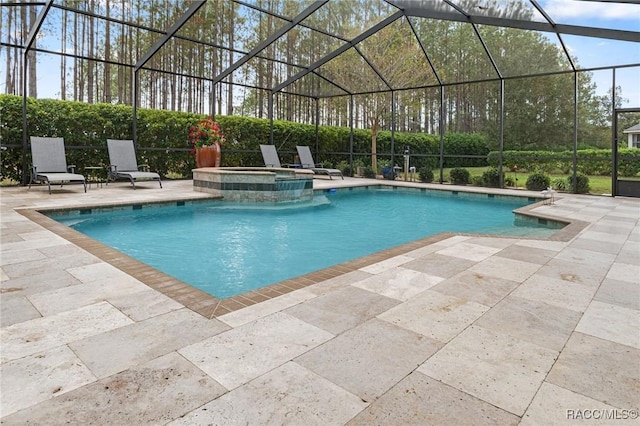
top-left (537, 0), bottom-right (640, 106)
top-left (2, 0), bottom-right (639, 108)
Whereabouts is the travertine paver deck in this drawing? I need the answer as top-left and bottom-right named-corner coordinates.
top-left (1, 178), bottom-right (639, 424)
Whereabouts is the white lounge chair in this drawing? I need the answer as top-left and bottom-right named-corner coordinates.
top-left (29, 137), bottom-right (87, 194)
top-left (106, 139), bottom-right (162, 189)
top-left (296, 145), bottom-right (343, 179)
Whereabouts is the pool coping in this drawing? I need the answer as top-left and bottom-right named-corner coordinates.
top-left (16, 185), bottom-right (589, 319)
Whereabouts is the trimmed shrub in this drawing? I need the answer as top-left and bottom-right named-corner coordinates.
top-left (337, 161), bottom-right (353, 177)
top-left (569, 173), bottom-right (590, 194)
top-left (526, 170), bottom-right (551, 191)
top-left (481, 167), bottom-right (502, 188)
top-left (552, 177), bottom-right (568, 191)
top-left (471, 175), bottom-right (483, 186)
top-left (504, 176), bottom-right (515, 187)
top-left (490, 148), bottom-right (640, 177)
top-left (419, 167), bottom-right (434, 183)
top-left (449, 167), bottom-right (470, 185)
top-left (442, 133), bottom-right (489, 167)
top-left (618, 149), bottom-right (640, 177)
top-left (363, 166), bottom-right (376, 179)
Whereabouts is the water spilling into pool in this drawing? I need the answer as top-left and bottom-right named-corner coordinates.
top-left (50, 187), bottom-right (561, 298)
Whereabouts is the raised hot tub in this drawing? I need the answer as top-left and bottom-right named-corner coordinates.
top-left (193, 167), bottom-right (314, 203)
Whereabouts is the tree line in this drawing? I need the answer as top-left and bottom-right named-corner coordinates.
top-left (2, 0), bottom-right (633, 153)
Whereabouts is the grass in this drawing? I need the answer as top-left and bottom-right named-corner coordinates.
top-left (0, 178), bottom-right (19, 187)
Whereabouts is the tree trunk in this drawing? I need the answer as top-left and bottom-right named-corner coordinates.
top-left (73, 12), bottom-right (78, 100)
top-left (87, 0), bottom-right (95, 103)
top-left (227, 2), bottom-right (234, 115)
top-left (61, 9), bottom-right (67, 100)
top-left (104, 0), bottom-right (111, 102)
top-left (27, 6), bottom-right (37, 97)
top-left (5, 7), bottom-right (15, 94)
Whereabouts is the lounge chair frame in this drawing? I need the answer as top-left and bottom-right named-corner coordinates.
top-left (106, 139), bottom-right (162, 189)
top-left (259, 144), bottom-right (297, 168)
top-left (296, 145), bottom-right (343, 179)
top-left (29, 137), bottom-right (87, 194)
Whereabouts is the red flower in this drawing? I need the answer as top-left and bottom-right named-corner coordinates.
top-left (188, 116), bottom-right (224, 149)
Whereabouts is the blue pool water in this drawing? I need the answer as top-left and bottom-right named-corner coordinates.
top-left (51, 187), bottom-right (560, 298)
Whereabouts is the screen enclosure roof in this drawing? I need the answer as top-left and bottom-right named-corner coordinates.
top-left (4, 0), bottom-right (639, 98)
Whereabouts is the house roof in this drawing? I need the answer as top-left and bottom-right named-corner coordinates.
top-left (623, 123), bottom-right (640, 133)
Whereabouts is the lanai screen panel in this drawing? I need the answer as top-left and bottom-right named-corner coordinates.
top-left (280, 72), bottom-right (349, 98)
top-left (314, 47), bottom-right (389, 94)
top-left (1, 3), bottom-right (41, 46)
top-left (356, 16), bottom-right (439, 90)
top-left (447, 0), bottom-right (548, 21)
top-left (223, 2), bottom-right (289, 53)
top-left (476, 25), bottom-right (573, 77)
top-left (172, 1), bottom-right (290, 68)
top-left (240, 0), bottom-right (318, 19)
top-left (2, 0), bottom-right (639, 103)
top-left (353, 91), bottom-right (393, 129)
top-left (20, 3), bottom-right (163, 65)
top-left (145, 37), bottom-right (227, 79)
top-left (616, 66), bottom-right (640, 108)
top-left (173, 1), bottom-right (241, 49)
top-left (560, 34), bottom-right (640, 70)
top-left (502, 73), bottom-right (576, 150)
top-left (410, 17), bottom-right (499, 84)
top-left (266, 25), bottom-right (347, 69)
top-left (317, 96), bottom-right (351, 127)
top-left (302, 0), bottom-right (400, 41)
top-left (230, 56), bottom-right (306, 90)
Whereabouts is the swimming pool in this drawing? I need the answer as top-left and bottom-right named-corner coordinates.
top-left (49, 187), bottom-right (561, 298)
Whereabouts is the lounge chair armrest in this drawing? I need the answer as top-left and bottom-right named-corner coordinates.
top-left (138, 164), bottom-right (150, 172)
top-left (67, 164), bottom-right (77, 173)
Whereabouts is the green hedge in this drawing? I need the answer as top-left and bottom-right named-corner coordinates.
top-left (1, 95), bottom-right (489, 182)
top-left (374, 131), bottom-right (489, 170)
top-left (488, 149), bottom-right (640, 177)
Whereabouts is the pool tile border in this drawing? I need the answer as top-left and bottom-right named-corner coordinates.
top-left (17, 187), bottom-right (587, 319)
top-left (17, 206), bottom-right (455, 319)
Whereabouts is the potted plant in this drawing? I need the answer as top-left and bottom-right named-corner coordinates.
top-left (189, 116), bottom-right (224, 168)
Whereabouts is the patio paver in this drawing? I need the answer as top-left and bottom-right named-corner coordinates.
top-left (546, 332), bottom-right (640, 410)
top-left (1, 352), bottom-right (226, 424)
top-left (417, 325), bottom-right (559, 416)
top-left (348, 371), bottom-right (520, 426)
top-left (296, 318), bottom-right (442, 402)
top-left (168, 362), bottom-right (368, 426)
top-left (1, 180), bottom-right (638, 424)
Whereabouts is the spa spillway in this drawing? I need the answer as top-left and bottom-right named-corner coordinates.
top-left (193, 167), bottom-right (314, 203)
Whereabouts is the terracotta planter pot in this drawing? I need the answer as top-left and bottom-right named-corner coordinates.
top-left (196, 143), bottom-right (221, 168)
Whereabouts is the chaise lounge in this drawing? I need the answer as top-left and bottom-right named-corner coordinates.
top-left (260, 144), bottom-right (298, 168)
top-left (296, 145), bottom-right (343, 179)
top-left (106, 139), bottom-right (162, 189)
top-left (260, 144), bottom-right (284, 168)
top-left (29, 137), bottom-right (87, 194)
